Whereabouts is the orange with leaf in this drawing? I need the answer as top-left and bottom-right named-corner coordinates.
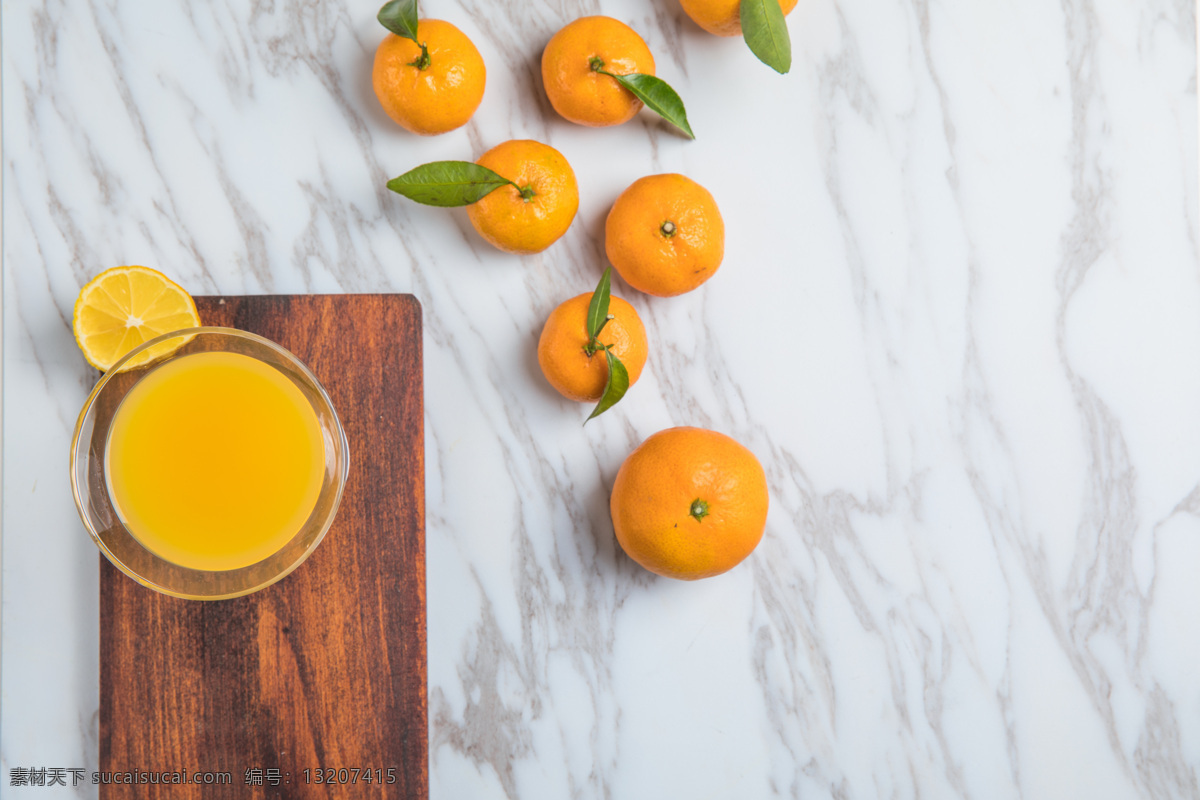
top-left (386, 139), bottom-right (579, 254)
top-left (610, 427), bottom-right (768, 580)
top-left (679, 0), bottom-right (795, 74)
top-left (541, 16), bottom-right (694, 138)
top-left (538, 267), bottom-right (647, 421)
top-left (372, 0), bottom-right (486, 135)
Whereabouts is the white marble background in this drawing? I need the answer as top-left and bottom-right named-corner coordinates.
top-left (4, 0), bottom-right (1200, 797)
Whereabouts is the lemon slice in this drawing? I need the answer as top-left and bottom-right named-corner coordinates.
top-left (73, 266), bottom-right (201, 371)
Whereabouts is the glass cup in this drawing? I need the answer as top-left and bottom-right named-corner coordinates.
top-left (70, 327), bottom-right (350, 600)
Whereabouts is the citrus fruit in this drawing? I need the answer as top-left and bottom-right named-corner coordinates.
top-left (467, 140), bottom-right (579, 254)
top-left (372, 19), bottom-right (486, 135)
top-left (538, 292), bottom-right (647, 402)
top-left (72, 266), bottom-right (201, 371)
top-left (679, 0), bottom-right (798, 37)
top-left (541, 16), bottom-right (656, 127)
top-left (605, 173), bottom-right (725, 297)
top-left (610, 427), bottom-right (768, 580)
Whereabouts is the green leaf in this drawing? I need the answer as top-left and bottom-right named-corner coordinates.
top-left (377, 0), bottom-right (419, 43)
top-left (586, 350), bottom-right (630, 422)
top-left (740, 0), bottom-right (792, 74)
top-left (607, 73), bottom-right (695, 139)
top-left (386, 161), bottom-right (514, 207)
top-left (586, 267), bottom-right (613, 341)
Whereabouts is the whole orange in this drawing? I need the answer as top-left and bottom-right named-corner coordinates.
top-left (541, 16), bottom-right (656, 127)
top-left (468, 140), bottom-right (579, 254)
top-left (605, 173), bottom-right (724, 297)
top-left (678, 0), bottom-right (798, 37)
top-left (610, 427), bottom-right (768, 580)
top-left (538, 292), bottom-right (647, 402)
top-left (372, 20), bottom-right (486, 135)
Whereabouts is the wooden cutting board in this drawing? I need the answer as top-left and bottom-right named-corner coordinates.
top-left (99, 294), bottom-right (426, 799)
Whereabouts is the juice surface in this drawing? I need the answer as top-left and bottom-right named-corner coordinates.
top-left (106, 351), bottom-right (326, 571)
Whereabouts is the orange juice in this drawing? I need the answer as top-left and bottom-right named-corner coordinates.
top-left (106, 351), bottom-right (326, 571)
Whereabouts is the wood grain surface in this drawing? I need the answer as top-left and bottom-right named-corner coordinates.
top-left (99, 294), bottom-right (426, 799)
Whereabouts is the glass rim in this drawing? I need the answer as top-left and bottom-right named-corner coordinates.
top-left (70, 326), bottom-right (350, 600)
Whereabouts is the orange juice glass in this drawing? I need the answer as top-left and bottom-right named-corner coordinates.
top-left (71, 328), bottom-right (350, 599)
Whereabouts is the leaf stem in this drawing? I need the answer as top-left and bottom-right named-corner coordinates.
top-left (589, 59), bottom-right (625, 84)
top-left (408, 41), bottom-right (430, 70)
top-left (584, 315), bottom-right (615, 356)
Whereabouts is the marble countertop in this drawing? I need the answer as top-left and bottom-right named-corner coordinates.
top-left (4, 0), bottom-right (1200, 797)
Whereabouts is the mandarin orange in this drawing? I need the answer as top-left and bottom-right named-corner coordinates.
top-left (538, 292), bottom-right (647, 403)
top-left (610, 427), bottom-right (768, 580)
top-left (605, 173), bottom-right (724, 297)
top-left (541, 16), bottom-right (656, 127)
top-left (467, 140), bottom-right (579, 254)
top-left (372, 19), bottom-right (486, 135)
